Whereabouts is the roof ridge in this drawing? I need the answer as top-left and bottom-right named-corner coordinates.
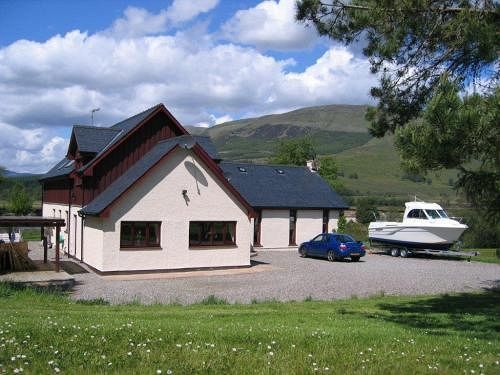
top-left (110, 104), bottom-right (163, 129)
top-left (221, 160), bottom-right (309, 169)
top-left (74, 125), bottom-right (121, 131)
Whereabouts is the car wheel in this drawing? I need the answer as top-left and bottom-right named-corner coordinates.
top-left (327, 250), bottom-right (335, 262)
top-left (299, 246), bottom-right (307, 258)
top-left (390, 248), bottom-right (400, 257)
top-left (351, 256), bottom-right (360, 262)
top-left (400, 248), bottom-right (410, 258)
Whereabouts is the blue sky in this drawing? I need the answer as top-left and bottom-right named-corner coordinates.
top-left (0, 0), bottom-right (376, 173)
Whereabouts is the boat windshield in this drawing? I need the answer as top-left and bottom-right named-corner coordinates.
top-left (425, 210), bottom-right (441, 219)
top-left (437, 209), bottom-right (448, 218)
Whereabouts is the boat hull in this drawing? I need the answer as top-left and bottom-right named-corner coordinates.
top-left (368, 223), bottom-right (467, 250)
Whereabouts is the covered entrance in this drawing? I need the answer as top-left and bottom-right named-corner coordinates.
top-left (0, 216), bottom-right (65, 272)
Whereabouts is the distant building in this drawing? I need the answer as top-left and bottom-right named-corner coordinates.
top-left (40, 104), bottom-right (347, 273)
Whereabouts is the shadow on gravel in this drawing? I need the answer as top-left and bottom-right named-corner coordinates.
top-left (363, 288), bottom-right (500, 339)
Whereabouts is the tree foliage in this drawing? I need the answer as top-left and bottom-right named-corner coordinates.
top-left (296, 0), bottom-right (499, 218)
top-left (355, 197), bottom-right (379, 224)
top-left (337, 211), bottom-right (347, 233)
top-left (270, 137), bottom-right (315, 166)
top-left (395, 78), bottom-right (499, 218)
top-left (318, 155), bottom-right (345, 192)
top-left (8, 183), bottom-right (33, 216)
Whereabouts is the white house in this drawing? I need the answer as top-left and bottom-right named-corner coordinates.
top-left (40, 104), bottom-right (347, 273)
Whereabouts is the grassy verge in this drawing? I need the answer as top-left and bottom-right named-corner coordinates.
top-left (21, 229), bottom-right (42, 241)
top-left (471, 248), bottom-right (500, 264)
top-left (0, 284), bottom-right (498, 374)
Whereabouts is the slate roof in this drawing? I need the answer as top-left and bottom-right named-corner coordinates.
top-left (73, 126), bottom-right (121, 154)
top-left (219, 161), bottom-right (348, 209)
top-left (80, 136), bottom-right (217, 215)
top-left (79, 105), bottom-right (163, 171)
top-left (40, 158), bottom-right (74, 180)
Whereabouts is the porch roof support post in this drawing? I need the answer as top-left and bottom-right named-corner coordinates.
top-left (55, 225), bottom-right (60, 272)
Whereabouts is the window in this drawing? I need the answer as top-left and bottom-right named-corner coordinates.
top-left (253, 210), bottom-right (262, 246)
top-left (189, 221), bottom-right (236, 247)
top-left (437, 209), bottom-right (448, 218)
top-left (120, 222), bottom-right (161, 248)
top-left (312, 234), bottom-right (325, 242)
top-left (425, 210), bottom-right (441, 219)
top-left (322, 209), bottom-right (329, 233)
top-left (407, 209), bottom-right (427, 219)
top-left (289, 209), bottom-right (297, 246)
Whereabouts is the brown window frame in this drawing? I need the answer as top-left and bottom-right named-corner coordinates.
top-left (322, 209), bottom-right (329, 233)
top-left (120, 221), bottom-right (161, 249)
top-left (289, 209), bottom-right (297, 246)
top-left (189, 221), bottom-right (236, 247)
top-left (253, 210), bottom-right (262, 247)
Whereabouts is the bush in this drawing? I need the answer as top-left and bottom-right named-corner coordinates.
top-left (459, 209), bottom-right (499, 248)
top-left (337, 212), bottom-right (347, 233)
top-left (345, 221), bottom-right (368, 242)
top-left (355, 198), bottom-right (379, 224)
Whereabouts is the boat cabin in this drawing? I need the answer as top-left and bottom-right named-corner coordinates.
top-left (403, 202), bottom-right (449, 222)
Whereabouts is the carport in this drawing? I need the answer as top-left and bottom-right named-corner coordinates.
top-left (0, 216), bottom-right (65, 272)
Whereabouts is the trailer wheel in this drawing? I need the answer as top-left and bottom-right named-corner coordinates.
top-left (390, 248), bottom-right (400, 257)
top-left (400, 249), bottom-right (409, 258)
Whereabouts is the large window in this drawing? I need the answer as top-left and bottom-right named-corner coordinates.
top-left (120, 221), bottom-right (161, 248)
top-left (189, 221), bottom-right (236, 247)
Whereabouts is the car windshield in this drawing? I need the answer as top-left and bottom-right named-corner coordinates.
top-left (437, 209), bottom-right (448, 218)
top-left (425, 210), bottom-right (441, 219)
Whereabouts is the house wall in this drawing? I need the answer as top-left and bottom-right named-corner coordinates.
top-left (260, 210), bottom-right (290, 249)
top-left (296, 210), bottom-right (323, 245)
top-left (258, 208), bottom-right (343, 249)
top-left (86, 148), bottom-right (251, 272)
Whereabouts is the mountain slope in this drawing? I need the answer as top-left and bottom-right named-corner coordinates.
top-left (190, 104), bottom-right (459, 203)
top-left (195, 105), bottom-right (372, 162)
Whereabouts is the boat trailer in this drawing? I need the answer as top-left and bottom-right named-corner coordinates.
top-left (369, 241), bottom-right (479, 261)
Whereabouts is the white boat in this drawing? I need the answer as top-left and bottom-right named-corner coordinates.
top-left (368, 201), bottom-right (468, 250)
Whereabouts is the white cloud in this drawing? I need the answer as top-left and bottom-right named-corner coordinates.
top-left (0, 7), bottom-right (376, 173)
top-left (0, 122), bottom-right (67, 173)
top-left (167, 0), bottom-right (219, 23)
top-left (222, 0), bottom-right (317, 51)
top-left (107, 0), bottom-right (219, 37)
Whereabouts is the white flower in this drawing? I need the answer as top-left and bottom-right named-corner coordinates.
top-left (157, 370), bottom-right (162, 374)
top-left (127, 352), bottom-right (132, 356)
top-left (54, 368), bottom-right (60, 373)
top-left (269, 352), bottom-right (274, 356)
top-left (232, 348), bottom-right (236, 352)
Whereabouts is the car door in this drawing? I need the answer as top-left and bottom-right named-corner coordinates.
top-left (308, 234), bottom-right (325, 256)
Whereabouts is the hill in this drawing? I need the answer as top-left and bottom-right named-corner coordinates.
top-left (191, 104), bottom-right (460, 204)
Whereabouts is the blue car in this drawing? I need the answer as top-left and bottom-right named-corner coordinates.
top-left (298, 233), bottom-right (366, 262)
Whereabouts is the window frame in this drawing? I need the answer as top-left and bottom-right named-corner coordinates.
top-left (120, 221), bottom-right (161, 250)
top-left (189, 221), bottom-right (237, 247)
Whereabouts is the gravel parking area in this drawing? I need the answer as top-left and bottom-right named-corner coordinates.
top-left (27, 244), bottom-right (499, 304)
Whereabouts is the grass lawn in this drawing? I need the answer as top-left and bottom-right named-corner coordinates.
top-left (0, 284), bottom-right (498, 374)
top-left (471, 249), bottom-right (500, 264)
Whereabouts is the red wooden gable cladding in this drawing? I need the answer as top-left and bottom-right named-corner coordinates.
top-left (43, 108), bottom-right (185, 206)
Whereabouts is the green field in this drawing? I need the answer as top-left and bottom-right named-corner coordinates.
top-left (0, 283), bottom-right (498, 374)
top-left (472, 249), bottom-right (500, 264)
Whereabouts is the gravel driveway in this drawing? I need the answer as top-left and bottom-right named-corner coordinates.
top-left (57, 250), bottom-right (500, 305)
